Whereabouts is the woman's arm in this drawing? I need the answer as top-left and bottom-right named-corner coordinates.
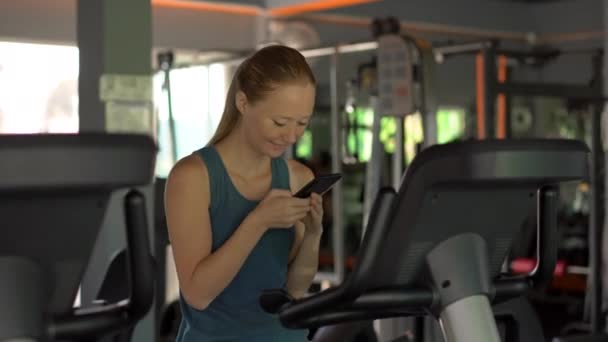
top-left (165, 155), bottom-right (268, 310)
top-left (286, 223), bottom-right (322, 298)
top-left (285, 160), bottom-right (323, 298)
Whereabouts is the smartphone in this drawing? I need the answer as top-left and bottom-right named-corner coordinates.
top-left (294, 173), bottom-right (342, 198)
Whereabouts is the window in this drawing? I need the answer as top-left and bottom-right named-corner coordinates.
top-left (153, 63), bottom-right (227, 177)
top-left (341, 106), bottom-right (465, 164)
top-left (0, 41), bottom-right (79, 134)
top-left (344, 105), bottom-right (423, 164)
top-left (436, 107), bottom-right (465, 144)
top-left (345, 106), bottom-right (374, 163)
top-left (296, 129), bottom-right (313, 159)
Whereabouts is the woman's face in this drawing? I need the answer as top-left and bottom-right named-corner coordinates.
top-left (237, 81), bottom-right (315, 158)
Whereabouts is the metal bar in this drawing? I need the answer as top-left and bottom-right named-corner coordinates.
top-left (293, 13), bottom-right (531, 43)
top-left (568, 265), bottom-right (590, 275)
top-left (536, 30), bottom-right (605, 45)
top-left (590, 104), bottom-right (604, 333)
top-left (210, 41), bottom-right (378, 67)
top-left (414, 316), bottom-right (425, 341)
top-left (295, 13), bottom-right (603, 45)
top-left (362, 97), bottom-right (383, 234)
top-left (532, 187), bottom-right (559, 290)
top-left (158, 41), bottom-right (379, 72)
top-left (329, 47), bottom-right (345, 285)
top-left (433, 41), bottom-right (494, 60)
top-left (592, 50), bottom-right (605, 333)
top-left (416, 40), bottom-right (438, 148)
top-left (495, 82), bottom-right (606, 101)
top-left (495, 48), bottom-right (560, 62)
top-left (156, 23), bottom-right (603, 72)
top-left (334, 41), bottom-right (378, 54)
top-left (313, 271), bottom-right (340, 284)
top-left (163, 68), bottom-right (179, 163)
top-left (504, 65), bottom-right (512, 138)
top-left (496, 55), bottom-right (507, 139)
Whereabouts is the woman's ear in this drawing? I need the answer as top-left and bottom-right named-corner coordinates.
top-left (235, 91), bottom-right (248, 115)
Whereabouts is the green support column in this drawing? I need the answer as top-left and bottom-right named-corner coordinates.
top-left (78, 0), bottom-right (153, 133)
top-left (77, 2), bottom-right (157, 342)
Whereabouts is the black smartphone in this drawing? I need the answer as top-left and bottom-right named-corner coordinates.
top-left (294, 173), bottom-right (342, 198)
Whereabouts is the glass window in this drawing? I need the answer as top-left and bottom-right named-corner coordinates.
top-left (153, 63), bottom-right (227, 177)
top-left (343, 108), bottom-right (373, 163)
top-left (0, 41), bottom-right (79, 134)
top-left (296, 129), bottom-right (313, 159)
top-left (344, 106), bottom-right (422, 163)
top-left (437, 107), bottom-right (465, 144)
top-left (341, 106), bottom-right (465, 164)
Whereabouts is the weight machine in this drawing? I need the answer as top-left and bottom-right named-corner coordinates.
top-left (434, 39), bottom-right (608, 341)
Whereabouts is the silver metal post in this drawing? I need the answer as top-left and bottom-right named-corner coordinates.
top-left (162, 68), bottom-right (178, 164)
top-left (439, 295), bottom-right (501, 342)
top-left (362, 97), bottom-right (383, 234)
top-left (329, 47), bottom-right (344, 284)
top-left (417, 41), bottom-right (438, 149)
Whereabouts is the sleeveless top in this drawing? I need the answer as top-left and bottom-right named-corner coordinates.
top-left (175, 146), bottom-right (308, 342)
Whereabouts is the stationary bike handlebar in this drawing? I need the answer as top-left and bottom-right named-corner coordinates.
top-left (47, 190), bottom-right (154, 339)
top-left (271, 187), bottom-right (558, 330)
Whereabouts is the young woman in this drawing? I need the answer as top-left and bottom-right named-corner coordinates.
top-left (165, 45), bottom-right (322, 341)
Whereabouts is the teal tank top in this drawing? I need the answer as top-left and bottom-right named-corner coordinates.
top-left (175, 146), bottom-right (308, 342)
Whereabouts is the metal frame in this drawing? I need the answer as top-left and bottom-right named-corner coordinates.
top-left (437, 40), bottom-right (606, 334)
top-left (158, 52), bottom-right (179, 165)
top-left (590, 103), bottom-right (604, 333)
top-left (314, 42), bottom-right (380, 285)
top-left (487, 49), bottom-right (605, 335)
top-left (325, 47), bottom-right (345, 284)
top-left (314, 37), bottom-right (434, 287)
top-left (210, 41), bottom-right (378, 68)
top-left (435, 40), bottom-right (606, 102)
top-left (304, 38), bottom-right (429, 285)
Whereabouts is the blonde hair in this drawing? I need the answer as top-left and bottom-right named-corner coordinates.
top-left (208, 45), bottom-right (316, 145)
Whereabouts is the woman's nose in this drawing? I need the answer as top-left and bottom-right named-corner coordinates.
top-left (284, 126), bottom-right (298, 144)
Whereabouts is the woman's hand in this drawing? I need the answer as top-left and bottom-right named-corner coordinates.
top-left (301, 193), bottom-right (323, 236)
top-left (251, 189), bottom-right (310, 230)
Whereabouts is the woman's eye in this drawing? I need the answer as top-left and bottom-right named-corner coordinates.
top-left (273, 120), bottom-right (287, 127)
top-left (297, 121), bottom-right (309, 126)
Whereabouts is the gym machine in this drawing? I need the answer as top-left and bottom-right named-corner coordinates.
top-left (434, 41), bottom-right (607, 340)
top-left (260, 138), bottom-right (589, 342)
top-left (360, 16), bottom-right (438, 341)
top-left (0, 133), bottom-right (156, 341)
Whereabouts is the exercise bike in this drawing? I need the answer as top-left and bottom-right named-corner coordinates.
top-left (261, 139), bottom-right (591, 342)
